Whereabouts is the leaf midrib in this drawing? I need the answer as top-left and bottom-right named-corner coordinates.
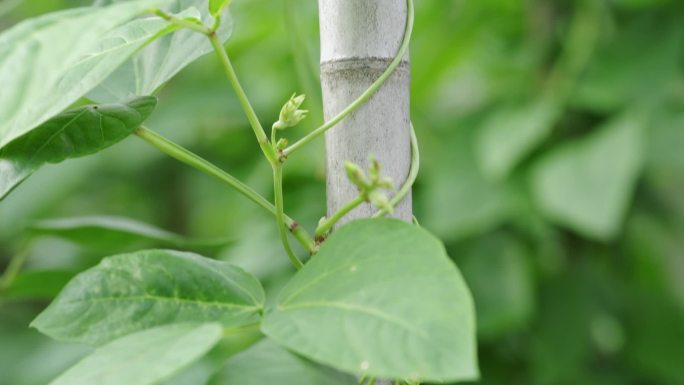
top-left (67, 294), bottom-right (262, 312)
top-left (278, 301), bottom-right (428, 339)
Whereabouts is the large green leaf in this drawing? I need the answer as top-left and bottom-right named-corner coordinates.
top-left (31, 215), bottom-right (232, 251)
top-left (49, 323), bottom-right (222, 385)
top-left (0, 0), bottom-right (171, 150)
top-left (32, 249), bottom-right (264, 346)
top-left (89, 0), bottom-right (234, 103)
top-left (261, 219), bottom-right (478, 382)
top-left (531, 109), bottom-right (647, 240)
top-left (0, 97), bottom-right (156, 200)
top-left (211, 339), bottom-right (357, 385)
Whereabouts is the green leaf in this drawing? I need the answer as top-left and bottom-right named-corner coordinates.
top-left (209, 0), bottom-right (231, 17)
top-left (531, 108), bottom-right (647, 240)
top-left (32, 249), bottom-right (264, 346)
top-left (0, 97), bottom-right (156, 200)
top-left (49, 323), bottom-right (222, 385)
top-left (211, 339), bottom-right (357, 385)
top-left (31, 215), bottom-right (232, 251)
top-left (89, 0), bottom-right (234, 103)
top-left (476, 98), bottom-right (560, 180)
top-left (261, 219), bottom-right (478, 382)
top-left (0, 0), bottom-right (171, 150)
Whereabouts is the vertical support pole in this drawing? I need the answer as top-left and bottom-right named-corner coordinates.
top-left (319, 0), bottom-right (412, 226)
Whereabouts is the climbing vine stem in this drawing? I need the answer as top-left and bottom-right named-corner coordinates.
top-left (281, 0), bottom-right (414, 158)
top-left (372, 123), bottom-right (419, 218)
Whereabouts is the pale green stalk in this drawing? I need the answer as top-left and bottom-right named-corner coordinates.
top-left (134, 127), bottom-right (315, 253)
top-left (153, 9), bottom-right (212, 35)
top-left (273, 165), bottom-right (304, 269)
top-left (208, 34), bottom-right (278, 165)
top-left (316, 195), bottom-right (366, 238)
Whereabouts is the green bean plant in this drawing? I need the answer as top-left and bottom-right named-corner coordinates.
top-left (0, 1), bottom-right (478, 384)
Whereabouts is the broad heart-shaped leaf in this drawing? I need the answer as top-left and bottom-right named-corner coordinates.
top-left (531, 108), bottom-right (647, 241)
top-left (49, 323), bottom-right (222, 385)
top-left (211, 339), bottom-right (357, 385)
top-left (31, 215), bottom-right (232, 251)
top-left (0, 97), bottom-right (156, 200)
top-left (476, 98), bottom-right (560, 181)
top-left (89, 0), bottom-right (234, 103)
top-left (0, 0), bottom-right (172, 150)
top-left (261, 219), bottom-right (478, 383)
top-left (32, 249), bottom-right (264, 346)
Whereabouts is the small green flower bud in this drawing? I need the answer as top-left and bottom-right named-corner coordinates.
top-left (274, 93), bottom-right (308, 130)
top-left (369, 156), bottom-right (381, 182)
top-left (369, 190), bottom-right (393, 214)
top-left (377, 176), bottom-right (394, 190)
top-left (344, 161), bottom-right (368, 189)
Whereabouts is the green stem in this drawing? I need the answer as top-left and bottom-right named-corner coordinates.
top-left (273, 165), bottom-right (304, 269)
top-left (134, 127), bottom-right (315, 253)
top-left (0, 249), bottom-right (28, 295)
top-left (372, 123), bottom-right (419, 218)
top-left (282, 0), bottom-right (415, 158)
top-left (153, 8), bottom-right (211, 35)
top-left (208, 33), bottom-right (278, 165)
top-left (545, 0), bottom-right (601, 100)
top-left (316, 194), bottom-right (365, 238)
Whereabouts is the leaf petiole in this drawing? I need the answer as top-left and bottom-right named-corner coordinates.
top-left (153, 8), bottom-right (212, 35)
top-left (273, 165), bottom-right (304, 269)
top-left (315, 195), bottom-right (366, 240)
top-left (134, 127), bottom-right (315, 253)
top-left (208, 33), bottom-right (278, 165)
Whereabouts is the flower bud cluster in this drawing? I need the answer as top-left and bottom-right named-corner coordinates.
top-left (344, 157), bottom-right (395, 213)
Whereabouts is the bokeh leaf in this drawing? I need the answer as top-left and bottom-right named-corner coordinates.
top-left (458, 235), bottom-right (535, 340)
top-left (211, 339), bottom-right (357, 385)
top-left (419, 124), bottom-right (514, 241)
top-left (89, 0), bottom-right (234, 103)
top-left (0, 0), bottom-right (171, 150)
top-left (31, 215), bottom-right (232, 251)
top-left (0, 97), bottom-right (156, 200)
top-left (32, 249), bottom-right (264, 346)
top-left (531, 108), bottom-right (647, 240)
top-left (476, 98), bottom-right (560, 180)
top-left (572, 16), bottom-right (683, 112)
top-left (261, 219), bottom-right (478, 382)
top-left (49, 323), bottom-right (222, 385)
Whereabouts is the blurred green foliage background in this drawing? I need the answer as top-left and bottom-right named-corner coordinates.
top-left (1, 0), bottom-right (684, 384)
